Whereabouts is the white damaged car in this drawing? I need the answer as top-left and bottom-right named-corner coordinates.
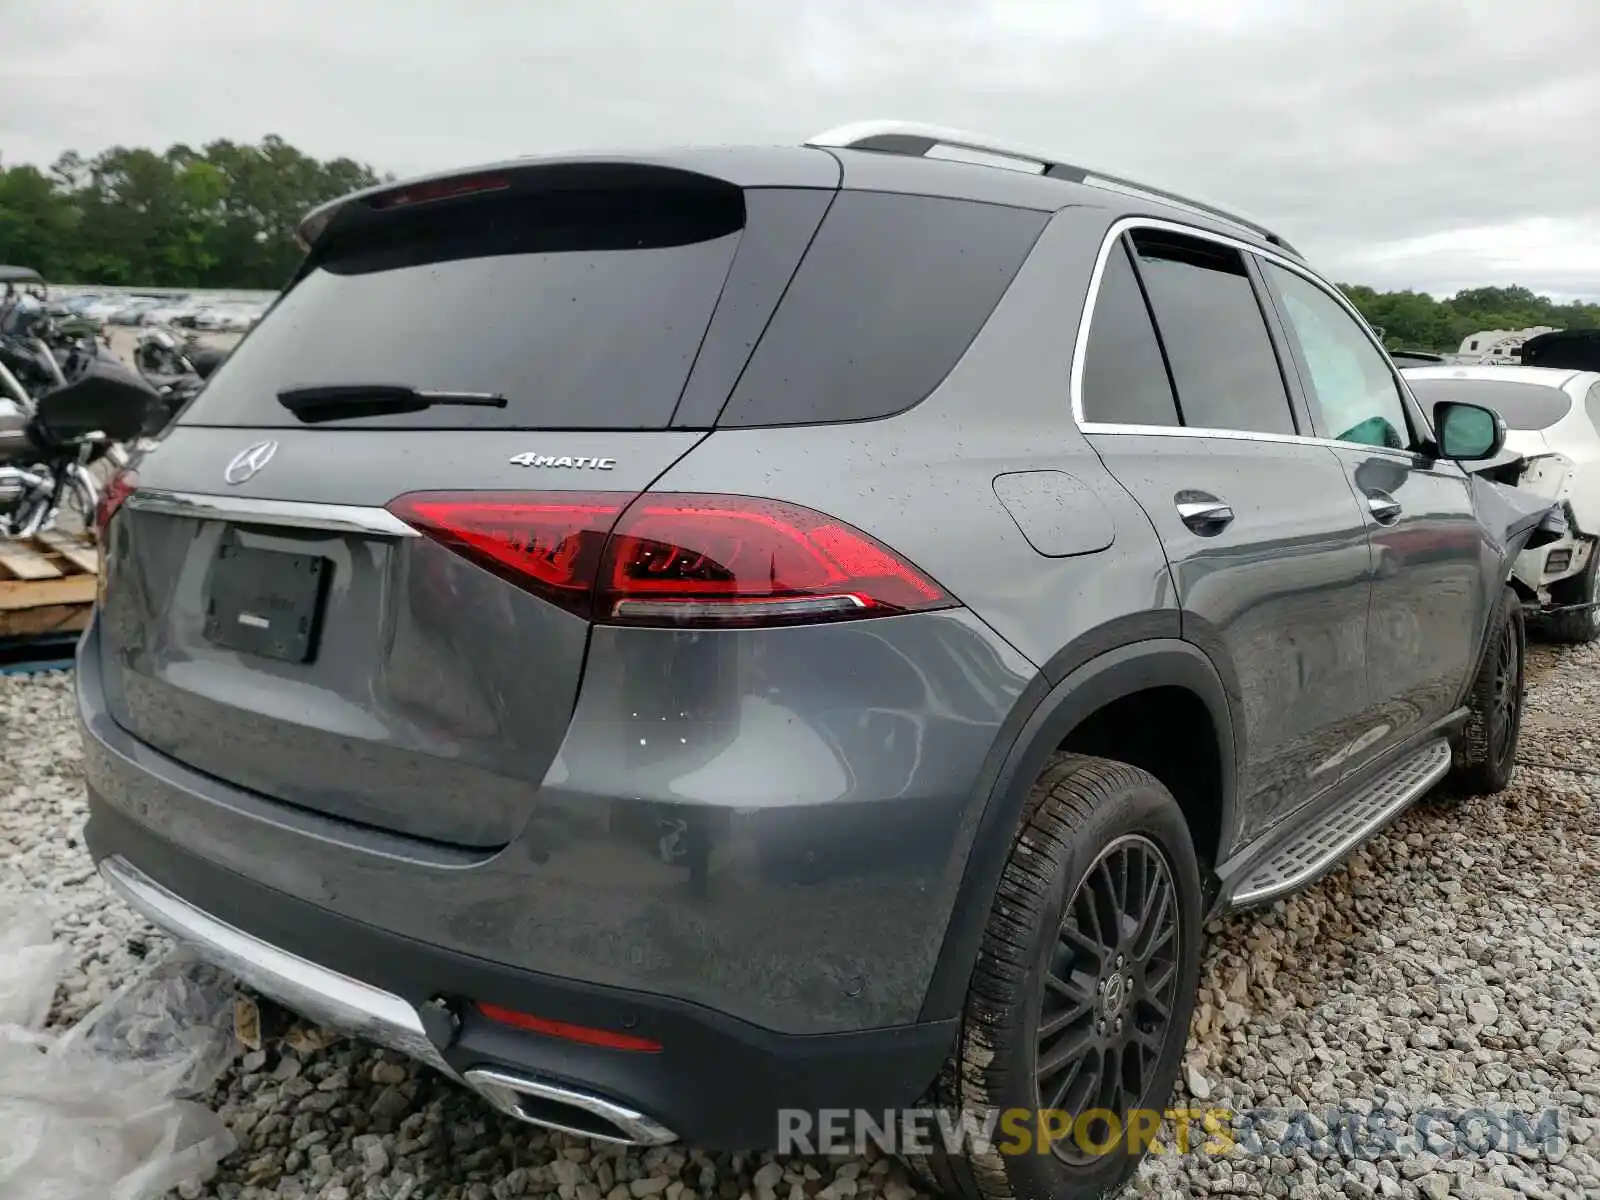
top-left (1405, 364), bottom-right (1600, 642)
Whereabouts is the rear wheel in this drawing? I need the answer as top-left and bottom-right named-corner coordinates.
top-left (1543, 549), bottom-right (1600, 644)
top-left (1447, 586), bottom-right (1525, 795)
top-left (915, 755), bottom-right (1203, 1200)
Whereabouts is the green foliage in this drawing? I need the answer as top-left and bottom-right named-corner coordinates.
top-left (0, 136), bottom-right (384, 289)
top-left (1338, 282), bottom-right (1600, 353)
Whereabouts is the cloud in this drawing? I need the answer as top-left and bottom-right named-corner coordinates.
top-left (3, 0), bottom-right (1597, 297)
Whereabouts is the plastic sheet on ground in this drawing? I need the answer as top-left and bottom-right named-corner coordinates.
top-left (0, 897), bottom-right (239, 1200)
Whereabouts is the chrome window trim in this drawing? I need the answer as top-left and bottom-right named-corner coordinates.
top-left (126, 489), bottom-right (420, 537)
top-left (1071, 420), bottom-right (1418, 458)
top-left (1068, 215), bottom-right (1432, 460)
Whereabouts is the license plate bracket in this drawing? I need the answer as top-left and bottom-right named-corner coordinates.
top-left (203, 537), bottom-right (330, 664)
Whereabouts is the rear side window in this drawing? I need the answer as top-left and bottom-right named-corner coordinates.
top-left (178, 185), bottom-right (746, 430)
top-left (1587, 381), bottom-right (1600, 431)
top-left (1079, 240), bottom-right (1180, 427)
top-left (717, 192), bottom-right (1047, 427)
top-left (1130, 231), bottom-right (1296, 436)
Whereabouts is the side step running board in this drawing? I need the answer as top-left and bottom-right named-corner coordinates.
top-left (1224, 739), bottom-right (1453, 910)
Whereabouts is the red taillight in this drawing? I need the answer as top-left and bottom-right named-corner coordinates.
top-left (368, 174), bottom-right (511, 210)
top-left (94, 467), bottom-right (138, 541)
top-left (600, 494), bottom-right (950, 626)
top-left (476, 1003), bottom-right (662, 1053)
top-left (387, 492), bottom-right (624, 618)
top-left (387, 491), bottom-right (953, 627)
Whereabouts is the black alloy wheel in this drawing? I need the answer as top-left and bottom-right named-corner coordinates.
top-left (1036, 833), bottom-right (1181, 1164)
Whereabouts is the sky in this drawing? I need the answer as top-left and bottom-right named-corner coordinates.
top-left (5, 0), bottom-right (1598, 300)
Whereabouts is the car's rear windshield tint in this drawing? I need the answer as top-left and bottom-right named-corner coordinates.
top-left (177, 186), bottom-right (745, 430)
top-left (1405, 377), bottom-right (1572, 432)
top-left (716, 192), bottom-right (1048, 427)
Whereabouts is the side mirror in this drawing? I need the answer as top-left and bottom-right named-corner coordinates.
top-left (1433, 401), bottom-right (1506, 461)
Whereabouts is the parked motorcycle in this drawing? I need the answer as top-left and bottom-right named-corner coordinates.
top-left (132, 328), bottom-right (212, 433)
top-left (0, 351), bottom-right (160, 539)
top-left (1, 298), bottom-right (121, 406)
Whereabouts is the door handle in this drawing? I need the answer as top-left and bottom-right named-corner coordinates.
top-left (1366, 491), bottom-right (1403, 525)
top-left (1176, 498), bottom-right (1235, 534)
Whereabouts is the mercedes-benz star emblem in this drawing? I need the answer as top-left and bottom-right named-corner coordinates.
top-left (224, 440), bottom-right (279, 485)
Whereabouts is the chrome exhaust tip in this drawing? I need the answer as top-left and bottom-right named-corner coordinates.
top-left (463, 1069), bottom-right (677, 1146)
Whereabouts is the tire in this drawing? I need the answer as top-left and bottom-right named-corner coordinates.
top-left (1446, 586), bottom-right (1525, 795)
top-left (1543, 549), bottom-right (1600, 644)
top-left (915, 755), bottom-right (1204, 1200)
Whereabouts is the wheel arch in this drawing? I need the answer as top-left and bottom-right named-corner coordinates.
top-left (917, 637), bottom-right (1237, 1024)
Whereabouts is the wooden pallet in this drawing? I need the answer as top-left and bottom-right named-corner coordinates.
top-left (0, 529), bottom-right (100, 638)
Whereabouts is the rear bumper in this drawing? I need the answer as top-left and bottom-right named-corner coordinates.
top-left (78, 600), bottom-right (1034, 1036)
top-left (97, 852), bottom-right (455, 1079)
top-left (85, 795), bottom-right (955, 1149)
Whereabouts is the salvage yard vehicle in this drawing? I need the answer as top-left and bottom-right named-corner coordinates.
top-left (79, 121), bottom-right (1564, 1200)
top-left (1404, 364), bottom-right (1600, 643)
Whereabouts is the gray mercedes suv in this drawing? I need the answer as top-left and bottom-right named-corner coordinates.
top-left (79, 121), bottom-right (1548, 1199)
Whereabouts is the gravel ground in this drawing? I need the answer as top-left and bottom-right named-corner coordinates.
top-left (2, 640), bottom-right (1597, 1199)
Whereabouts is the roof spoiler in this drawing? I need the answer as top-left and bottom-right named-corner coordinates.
top-left (295, 147), bottom-right (841, 252)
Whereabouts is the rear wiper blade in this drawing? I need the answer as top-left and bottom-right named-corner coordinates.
top-left (277, 384), bottom-right (508, 423)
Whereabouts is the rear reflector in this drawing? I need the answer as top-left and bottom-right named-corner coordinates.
top-left (94, 467), bottom-right (138, 542)
top-left (476, 1003), bottom-right (663, 1052)
top-left (387, 491), bottom-right (953, 627)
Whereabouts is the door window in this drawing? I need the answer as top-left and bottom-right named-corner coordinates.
top-left (1129, 231), bottom-right (1297, 435)
top-left (1263, 262), bottom-right (1412, 451)
top-left (1079, 241), bottom-right (1181, 427)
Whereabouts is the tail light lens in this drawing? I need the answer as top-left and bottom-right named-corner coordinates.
top-left (387, 491), bottom-right (953, 627)
top-left (600, 494), bottom-right (949, 625)
top-left (387, 492), bottom-right (623, 619)
top-left (94, 467), bottom-right (138, 541)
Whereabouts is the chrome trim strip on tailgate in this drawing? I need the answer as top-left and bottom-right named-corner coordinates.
top-left (126, 489), bottom-right (420, 537)
top-left (98, 855), bottom-right (457, 1078)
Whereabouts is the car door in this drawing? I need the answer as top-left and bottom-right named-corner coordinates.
top-left (1076, 225), bottom-right (1377, 845)
top-left (1254, 258), bottom-right (1486, 768)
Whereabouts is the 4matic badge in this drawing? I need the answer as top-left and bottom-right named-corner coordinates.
top-left (508, 453), bottom-right (616, 470)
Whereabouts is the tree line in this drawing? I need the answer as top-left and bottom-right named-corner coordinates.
top-left (1341, 284), bottom-right (1600, 353)
top-left (2, 137), bottom-right (1599, 348)
top-left (0, 136), bottom-right (385, 290)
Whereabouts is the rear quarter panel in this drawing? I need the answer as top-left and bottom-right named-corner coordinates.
top-left (646, 206), bottom-right (1187, 1013)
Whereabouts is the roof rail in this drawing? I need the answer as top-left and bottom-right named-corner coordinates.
top-left (804, 120), bottom-right (1299, 256)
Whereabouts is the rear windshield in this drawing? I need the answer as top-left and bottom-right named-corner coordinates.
top-left (178, 186), bottom-right (745, 430)
top-left (1404, 377), bottom-right (1572, 431)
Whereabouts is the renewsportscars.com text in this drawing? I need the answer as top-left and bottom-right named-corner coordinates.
top-left (776, 1106), bottom-right (1568, 1160)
